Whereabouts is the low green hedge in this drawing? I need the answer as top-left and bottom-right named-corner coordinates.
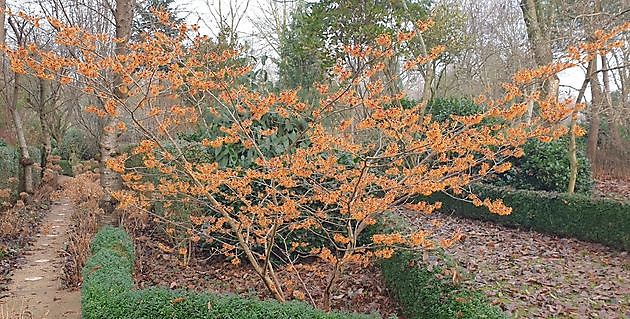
top-left (430, 184), bottom-right (630, 250)
top-left (0, 145), bottom-right (19, 199)
top-left (372, 214), bottom-right (505, 319)
top-left (82, 226), bottom-right (374, 319)
top-left (380, 252), bottom-right (505, 319)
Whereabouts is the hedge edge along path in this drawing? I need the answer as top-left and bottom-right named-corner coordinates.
top-left (81, 226), bottom-right (376, 319)
top-left (430, 184), bottom-right (630, 251)
top-left (372, 214), bottom-right (506, 319)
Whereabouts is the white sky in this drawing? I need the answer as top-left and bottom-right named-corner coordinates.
top-left (178, 0), bottom-right (601, 102)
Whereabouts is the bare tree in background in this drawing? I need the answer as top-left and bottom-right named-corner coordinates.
top-left (1, 2), bottom-right (36, 194)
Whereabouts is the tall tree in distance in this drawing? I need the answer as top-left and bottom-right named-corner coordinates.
top-left (1, 5), bottom-right (36, 194)
top-left (277, 0), bottom-right (430, 99)
top-left (133, 0), bottom-right (183, 39)
top-left (520, 0), bottom-right (559, 101)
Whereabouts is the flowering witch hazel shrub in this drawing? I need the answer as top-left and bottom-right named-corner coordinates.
top-left (6, 9), bottom-right (629, 308)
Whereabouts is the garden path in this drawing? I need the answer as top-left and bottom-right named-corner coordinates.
top-left (0, 178), bottom-right (80, 318)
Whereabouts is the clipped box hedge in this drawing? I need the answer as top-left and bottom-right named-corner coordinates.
top-left (82, 226), bottom-right (375, 319)
top-left (429, 184), bottom-right (630, 251)
top-left (371, 214), bottom-right (505, 319)
top-left (380, 252), bottom-right (505, 319)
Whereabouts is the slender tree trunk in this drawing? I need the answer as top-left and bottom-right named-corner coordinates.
top-left (568, 60), bottom-right (593, 194)
top-left (525, 87), bottom-right (535, 124)
top-left (7, 74), bottom-right (34, 194)
top-left (520, 0), bottom-right (559, 100)
top-left (39, 78), bottom-right (52, 174)
top-left (601, 54), bottom-right (622, 149)
top-left (567, 118), bottom-right (578, 194)
top-left (420, 66), bottom-right (434, 108)
top-left (100, 0), bottom-right (134, 205)
top-left (587, 56), bottom-right (603, 168)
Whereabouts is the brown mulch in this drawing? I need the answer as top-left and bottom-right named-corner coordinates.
top-left (403, 211), bottom-right (630, 319)
top-left (132, 227), bottom-right (400, 318)
top-left (594, 176), bottom-right (630, 201)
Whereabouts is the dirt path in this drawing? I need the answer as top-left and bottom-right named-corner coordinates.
top-left (0, 191), bottom-right (80, 318)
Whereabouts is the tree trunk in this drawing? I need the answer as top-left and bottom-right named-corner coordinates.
top-left (7, 74), bottom-right (34, 194)
top-left (1, 2), bottom-right (34, 194)
top-left (420, 65), bottom-right (435, 110)
top-left (568, 60), bottom-right (593, 194)
top-left (520, 0), bottom-right (559, 100)
top-left (100, 0), bottom-right (134, 204)
top-left (600, 54), bottom-right (622, 149)
top-left (587, 56), bottom-right (603, 168)
top-left (39, 78), bottom-right (53, 174)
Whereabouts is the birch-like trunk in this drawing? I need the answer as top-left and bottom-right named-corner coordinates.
top-left (8, 73), bottom-right (34, 194)
top-left (100, 0), bottom-right (134, 204)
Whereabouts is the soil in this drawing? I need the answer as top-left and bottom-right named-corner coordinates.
top-left (0, 178), bottom-right (81, 318)
top-left (133, 226), bottom-right (400, 318)
top-left (594, 176), bottom-right (630, 201)
top-left (403, 211), bottom-right (630, 318)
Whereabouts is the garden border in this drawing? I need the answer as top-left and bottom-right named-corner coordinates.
top-left (428, 184), bottom-right (630, 251)
top-left (81, 226), bottom-right (376, 319)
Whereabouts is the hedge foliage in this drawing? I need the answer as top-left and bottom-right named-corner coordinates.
top-left (430, 184), bottom-right (630, 250)
top-left (56, 128), bottom-right (99, 160)
top-left (426, 97), bottom-right (484, 122)
top-left (82, 226), bottom-right (375, 319)
top-left (371, 214), bottom-right (505, 319)
top-left (58, 160), bottom-right (74, 176)
top-left (493, 137), bottom-right (593, 194)
top-left (380, 252), bottom-right (506, 319)
top-left (0, 143), bottom-right (42, 200)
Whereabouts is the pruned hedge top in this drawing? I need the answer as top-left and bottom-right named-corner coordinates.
top-left (81, 226), bottom-right (376, 319)
top-left (431, 184), bottom-right (630, 250)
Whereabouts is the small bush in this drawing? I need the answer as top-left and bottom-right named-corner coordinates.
top-left (494, 137), bottom-right (593, 193)
top-left (0, 145), bottom-right (42, 201)
top-left (426, 97), bottom-right (484, 122)
top-left (0, 145), bottom-right (19, 200)
top-left (56, 128), bottom-right (99, 161)
top-left (59, 160), bottom-right (74, 176)
top-left (82, 227), bottom-right (374, 319)
top-left (380, 251), bottom-right (505, 319)
top-left (430, 184), bottom-right (630, 250)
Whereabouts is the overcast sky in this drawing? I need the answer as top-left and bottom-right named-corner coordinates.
top-left (180, 0), bottom-right (598, 101)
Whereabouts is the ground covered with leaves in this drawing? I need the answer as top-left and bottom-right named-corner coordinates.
top-left (132, 225), bottom-right (400, 318)
top-left (127, 177), bottom-right (629, 318)
top-left (403, 211), bottom-right (629, 318)
top-left (594, 176), bottom-right (630, 201)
